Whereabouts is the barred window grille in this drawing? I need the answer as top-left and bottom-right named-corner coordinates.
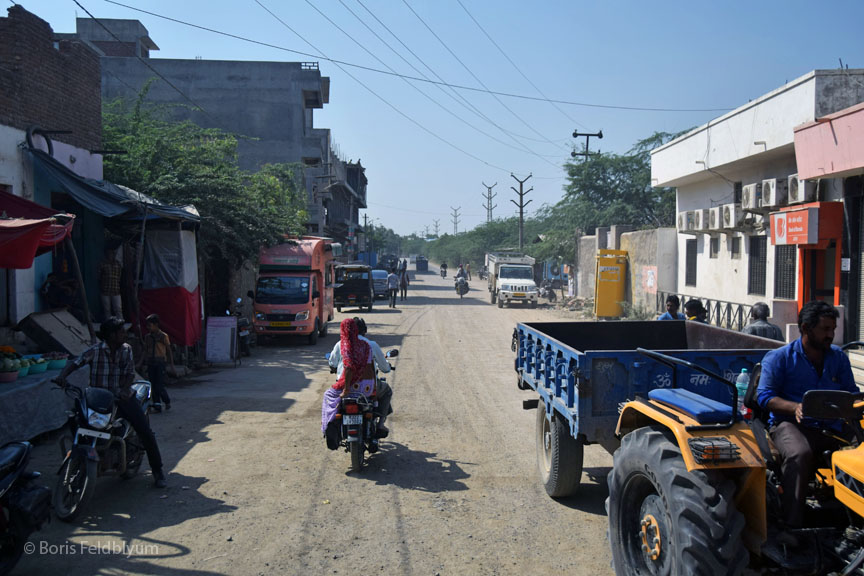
top-left (685, 239), bottom-right (697, 287)
top-left (748, 236), bottom-right (767, 295)
top-left (774, 245), bottom-right (797, 300)
top-left (730, 237), bottom-right (741, 260)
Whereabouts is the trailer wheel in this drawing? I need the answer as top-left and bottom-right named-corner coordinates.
top-left (606, 426), bottom-right (748, 576)
top-left (536, 401), bottom-right (583, 498)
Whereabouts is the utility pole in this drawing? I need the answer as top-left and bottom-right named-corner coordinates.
top-left (481, 181), bottom-right (497, 223)
top-left (450, 206), bottom-right (461, 235)
top-left (424, 225), bottom-right (429, 238)
top-left (510, 173), bottom-right (533, 250)
top-left (433, 219), bottom-right (440, 237)
top-left (571, 130), bottom-right (603, 161)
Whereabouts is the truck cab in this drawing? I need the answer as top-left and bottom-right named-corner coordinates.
top-left (251, 237), bottom-right (339, 345)
top-left (487, 252), bottom-right (538, 308)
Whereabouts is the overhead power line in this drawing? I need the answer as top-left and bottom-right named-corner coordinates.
top-left (456, 0), bottom-right (590, 134)
top-left (103, 0), bottom-right (733, 113)
top-left (73, 0), bottom-right (215, 121)
top-left (252, 0), bottom-right (519, 174)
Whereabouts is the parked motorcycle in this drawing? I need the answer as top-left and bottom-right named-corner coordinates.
top-left (539, 279), bottom-right (557, 303)
top-left (0, 442), bottom-right (51, 575)
top-left (52, 380), bottom-right (153, 521)
top-left (326, 349), bottom-right (398, 472)
top-left (229, 297), bottom-right (251, 357)
top-left (454, 277), bottom-right (469, 298)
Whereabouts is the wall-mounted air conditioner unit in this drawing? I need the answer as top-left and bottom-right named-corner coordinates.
top-left (693, 209), bottom-right (711, 232)
top-left (708, 206), bottom-right (722, 230)
top-left (787, 174), bottom-right (817, 204)
top-left (722, 203), bottom-right (744, 230)
top-left (677, 211), bottom-right (695, 233)
top-left (762, 178), bottom-right (788, 208)
top-left (741, 183), bottom-right (762, 211)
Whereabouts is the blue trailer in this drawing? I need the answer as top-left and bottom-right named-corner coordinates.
top-left (513, 320), bottom-right (781, 496)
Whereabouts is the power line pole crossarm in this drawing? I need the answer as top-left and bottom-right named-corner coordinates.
top-left (510, 173), bottom-right (532, 250)
top-left (450, 206), bottom-right (461, 235)
top-left (481, 181), bottom-right (498, 223)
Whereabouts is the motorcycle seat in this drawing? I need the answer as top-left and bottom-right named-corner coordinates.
top-left (0, 442), bottom-right (28, 478)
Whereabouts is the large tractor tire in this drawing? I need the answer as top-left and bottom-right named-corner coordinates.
top-left (536, 401), bottom-right (583, 498)
top-left (606, 426), bottom-right (748, 576)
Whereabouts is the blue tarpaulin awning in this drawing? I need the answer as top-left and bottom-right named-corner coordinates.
top-left (28, 148), bottom-right (199, 223)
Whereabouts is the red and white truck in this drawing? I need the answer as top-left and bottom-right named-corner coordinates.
top-left (249, 237), bottom-right (340, 345)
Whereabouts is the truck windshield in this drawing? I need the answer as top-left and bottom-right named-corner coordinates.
top-left (255, 276), bottom-right (309, 305)
top-left (500, 266), bottom-right (533, 280)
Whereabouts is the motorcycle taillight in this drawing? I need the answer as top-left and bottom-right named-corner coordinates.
top-left (344, 403), bottom-right (360, 415)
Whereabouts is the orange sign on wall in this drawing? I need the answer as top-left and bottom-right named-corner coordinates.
top-left (771, 207), bottom-right (819, 245)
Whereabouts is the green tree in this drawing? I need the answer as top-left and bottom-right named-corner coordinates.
top-left (102, 94), bottom-right (306, 264)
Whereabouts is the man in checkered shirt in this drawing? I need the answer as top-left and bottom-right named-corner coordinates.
top-left (57, 317), bottom-right (167, 488)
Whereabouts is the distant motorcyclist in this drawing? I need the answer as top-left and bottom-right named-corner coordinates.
top-left (327, 317), bottom-right (393, 435)
top-left (455, 265), bottom-right (467, 280)
top-left (440, 262), bottom-right (448, 278)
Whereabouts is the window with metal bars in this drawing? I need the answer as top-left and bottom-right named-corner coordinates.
top-left (774, 245), bottom-right (797, 299)
top-left (685, 239), bottom-right (697, 287)
top-left (748, 236), bottom-right (767, 295)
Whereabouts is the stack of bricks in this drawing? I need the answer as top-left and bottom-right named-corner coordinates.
top-left (0, 5), bottom-right (101, 151)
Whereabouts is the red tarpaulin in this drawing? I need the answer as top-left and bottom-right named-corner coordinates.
top-left (0, 190), bottom-right (74, 269)
top-left (138, 285), bottom-right (202, 347)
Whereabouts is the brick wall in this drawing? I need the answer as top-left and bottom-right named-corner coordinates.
top-left (0, 6), bottom-right (101, 151)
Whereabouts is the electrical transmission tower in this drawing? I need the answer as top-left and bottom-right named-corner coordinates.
top-left (450, 206), bottom-right (461, 235)
top-left (510, 173), bottom-right (533, 250)
top-left (481, 181), bottom-right (498, 222)
top-left (433, 219), bottom-right (440, 236)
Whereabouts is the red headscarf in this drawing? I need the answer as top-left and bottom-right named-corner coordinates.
top-left (334, 318), bottom-right (370, 390)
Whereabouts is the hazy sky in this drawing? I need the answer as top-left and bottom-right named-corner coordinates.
top-left (23, 0), bottom-right (864, 235)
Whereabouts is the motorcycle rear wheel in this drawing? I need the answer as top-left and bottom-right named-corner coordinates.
top-left (349, 442), bottom-right (363, 472)
top-left (53, 456), bottom-right (97, 522)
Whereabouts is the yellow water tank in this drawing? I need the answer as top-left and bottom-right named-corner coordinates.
top-left (594, 249), bottom-right (628, 318)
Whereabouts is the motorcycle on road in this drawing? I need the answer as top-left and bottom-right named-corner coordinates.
top-left (0, 442), bottom-right (51, 575)
top-left (52, 380), bottom-right (153, 521)
top-left (454, 277), bottom-right (469, 298)
top-left (326, 349), bottom-right (398, 472)
top-left (539, 279), bottom-right (557, 303)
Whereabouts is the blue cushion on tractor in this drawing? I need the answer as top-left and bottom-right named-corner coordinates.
top-left (648, 388), bottom-right (733, 424)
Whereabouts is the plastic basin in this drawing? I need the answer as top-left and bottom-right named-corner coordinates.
top-left (47, 359), bottom-right (67, 370)
top-left (28, 363), bottom-right (48, 375)
top-left (0, 371), bottom-right (19, 383)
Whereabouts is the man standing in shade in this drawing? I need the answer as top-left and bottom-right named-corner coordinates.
top-left (742, 302), bottom-right (785, 342)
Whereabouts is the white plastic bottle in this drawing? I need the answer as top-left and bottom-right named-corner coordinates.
top-left (735, 368), bottom-right (750, 419)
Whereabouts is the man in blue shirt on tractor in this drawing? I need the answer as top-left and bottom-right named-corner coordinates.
top-left (756, 300), bottom-right (858, 529)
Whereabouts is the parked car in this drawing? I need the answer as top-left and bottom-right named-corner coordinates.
top-left (371, 269), bottom-right (389, 300)
top-left (334, 264), bottom-right (374, 312)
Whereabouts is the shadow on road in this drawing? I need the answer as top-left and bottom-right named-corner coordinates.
top-left (14, 471), bottom-right (236, 575)
top-left (556, 466), bottom-right (611, 517)
top-left (354, 442), bottom-right (472, 493)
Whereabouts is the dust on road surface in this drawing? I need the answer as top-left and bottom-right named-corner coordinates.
top-left (16, 269), bottom-right (614, 576)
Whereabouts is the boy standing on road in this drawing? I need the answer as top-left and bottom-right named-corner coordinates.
top-left (140, 314), bottom-right (175, 412)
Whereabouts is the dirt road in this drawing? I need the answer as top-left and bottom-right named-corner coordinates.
top-left (16, 268), bottom-right (613, 576)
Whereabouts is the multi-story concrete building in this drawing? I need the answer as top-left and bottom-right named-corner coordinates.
top-left (651, 69), bottom-right (864, 340)
top-left (69, 17), bottom-right (365, 253)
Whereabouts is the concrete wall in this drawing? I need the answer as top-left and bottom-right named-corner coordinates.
top-left (100, 57), bottom-right (327, 172)
top-left (576, 235), bottom-right (597, 298)
top-left (619, 228), bottom-right (678, 312)
top-left (652, 70), bottom-right (864, 188)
